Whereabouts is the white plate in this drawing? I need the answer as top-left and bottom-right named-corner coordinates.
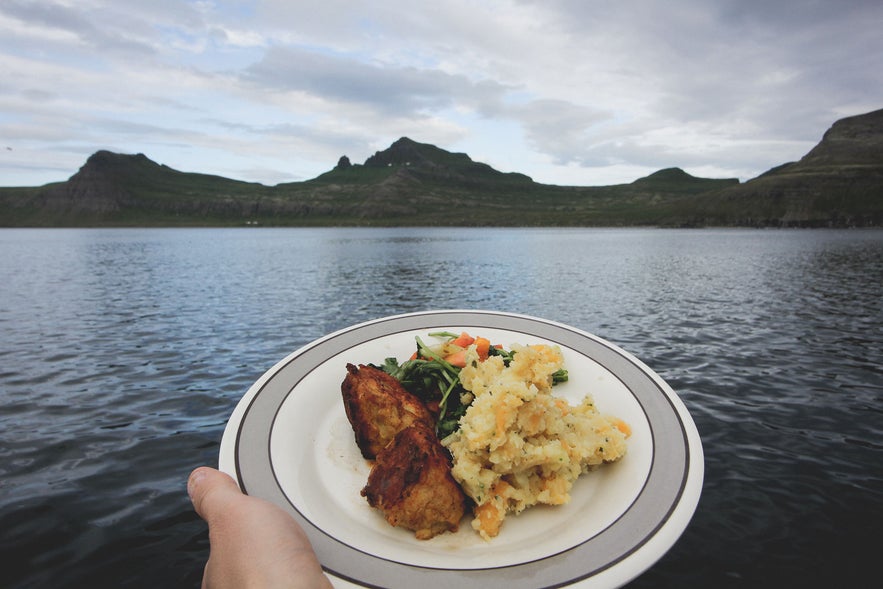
top-left (220, 310), bottom-right (703, 588)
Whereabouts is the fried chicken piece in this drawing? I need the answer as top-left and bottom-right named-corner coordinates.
top-left (341, 363), bottom-right (434, 459)
top-left (361, 421), bottom-right (466, 539)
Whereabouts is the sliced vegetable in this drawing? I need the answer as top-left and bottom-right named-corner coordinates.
top-left (450, 332), bottom-right (475, 348)
top-left (474, 336), bottom-right (491, 360)
top-left (444, 349), bottom-right (468, 368)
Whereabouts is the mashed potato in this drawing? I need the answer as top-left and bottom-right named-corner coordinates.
top-left (442, 343), bottom-right (629, 540)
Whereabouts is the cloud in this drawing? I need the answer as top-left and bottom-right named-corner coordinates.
top-left (0, 0), bottom-right (158, 56)
top-left (0, 1), bottom-right (881, 187)
top-left (503, 100), bottom-right (612, 166)
top-left (526, 1), bottom-right (883, 135)
top-left (240, 45), bottom-right (510, 118)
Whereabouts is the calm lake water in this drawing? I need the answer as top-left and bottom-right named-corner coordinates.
top-left (1, 227), bottom-right (881, 588)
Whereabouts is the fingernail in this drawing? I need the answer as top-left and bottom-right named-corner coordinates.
top-left (188, 468), bottom-right (207, 500)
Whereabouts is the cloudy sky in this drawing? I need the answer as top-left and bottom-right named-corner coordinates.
top-left (1, 0), bottom-right (881, 187)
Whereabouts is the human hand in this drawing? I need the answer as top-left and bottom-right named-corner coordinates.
top-left (188, 466), bottom-right (333, 589)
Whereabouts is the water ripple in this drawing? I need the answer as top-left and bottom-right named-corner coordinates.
top-left (1, 227), bottom-right (881, 588)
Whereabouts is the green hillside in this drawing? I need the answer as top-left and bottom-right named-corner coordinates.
top-left (1, 109), bottom-right (881, 227)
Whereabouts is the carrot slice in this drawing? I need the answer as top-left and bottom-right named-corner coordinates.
top-left (451, 332), bottom-right (475, 348)
top-left (474, 336), bottom-right (491, 360)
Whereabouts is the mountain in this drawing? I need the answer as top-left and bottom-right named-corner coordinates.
top-left (1, 109), bottom-right (882, 227)
top-left (0, 150), bottom-right (272, 226)
top-left (630, 167), bottom-right (738, 193)
top-left (678, 108), bottom-right (883, 226)
top-left (362, 136), bottom-right (533, 186)
top-left (0, 141), bottom-right (740, 226)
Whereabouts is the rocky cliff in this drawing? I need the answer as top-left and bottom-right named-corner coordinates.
top-left (681, 108), bottom-right (883, 226)
top-left (799, 108), bottom-right (883, 167)
top-left (40, 151), bottom-right (141, 214)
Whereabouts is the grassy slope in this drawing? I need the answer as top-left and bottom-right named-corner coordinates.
top-left (2, 113), bottom-right (881, 227)
top-left (0, 166), bottom-right (785, 227)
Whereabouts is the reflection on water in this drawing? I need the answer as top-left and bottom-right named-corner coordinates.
top-left (0, 227), bottom-right (881, 588)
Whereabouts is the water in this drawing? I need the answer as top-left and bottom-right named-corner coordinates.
top-left (1, 227), bottom-right (880, 588)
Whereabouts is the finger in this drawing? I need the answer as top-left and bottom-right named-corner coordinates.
top-left (188, 466), bottom-right (242, 522)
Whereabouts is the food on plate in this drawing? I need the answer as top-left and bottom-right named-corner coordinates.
top-left (377, 331), bottom-right (567, 439)
top-left (341, 331), bottom-right (629, 541)
top-left (362, 420), bottom-right (466, 539)
top-left (341, 363), bottom-right (434, 459)
top-left (341, 362), bottom-right (466, 539)
top-left (442, 343), bottom-right (630, 540)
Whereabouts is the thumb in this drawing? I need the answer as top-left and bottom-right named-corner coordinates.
top-left (188, 466), bottom-right (242, 522)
